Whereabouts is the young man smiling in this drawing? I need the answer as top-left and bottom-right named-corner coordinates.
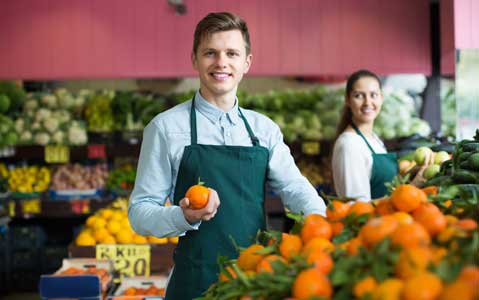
top-left (129, 12), bottom-right (326, 300)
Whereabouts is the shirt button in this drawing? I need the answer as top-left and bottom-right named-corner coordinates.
top-left (226, 132), bottom-right (231, 137)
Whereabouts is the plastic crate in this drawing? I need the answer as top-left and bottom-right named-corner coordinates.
top-left (11, 249), bottom-right (40, 270)
top-left (11, 270), bottom-right (41, 291)
top-left (10, 224), bottom-right (46, 249)
top-left (42, 246), bottom-right (69, 273)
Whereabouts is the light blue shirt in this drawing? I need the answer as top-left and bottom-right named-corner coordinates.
top-left (128, 91), bottom-right (326, 237)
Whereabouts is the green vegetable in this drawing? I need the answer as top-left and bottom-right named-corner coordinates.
top-left (0, 94), bottom-right (10, 113)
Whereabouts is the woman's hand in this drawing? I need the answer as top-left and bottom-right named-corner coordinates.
top-left (410, 151), bottom-right (435, 187)
top-left (179, 188), bottom-right (220, 224)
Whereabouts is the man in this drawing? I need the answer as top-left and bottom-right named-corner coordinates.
top-left (129, 12), bottom-right (326, 300)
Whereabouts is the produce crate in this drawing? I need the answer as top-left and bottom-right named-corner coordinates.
top-left (10, 224), bottom-right (46, 249)
top-left (11, 270), bottom-right (41, 292)
top-left (108, 276), bottom-right (167, 299)
top-left (39, 258), bottom-right (114, 300)
top-left (11, 249), bottom-right (40, 270)
top-left (42, 246), bottom-right (69, 273)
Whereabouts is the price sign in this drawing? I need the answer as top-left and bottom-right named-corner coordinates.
top-left (21, 198), bottom-right (41, 214)
top-left (88, 144), bottom-right (106, 159)
top-left (301, 141), bottom-right (320, 155)
top-left (71, 199), bottom-right (90, 214)
top-left (45, 145), bottom-right (70, 163)
top-left (96, 244), bottom-right (150, 279)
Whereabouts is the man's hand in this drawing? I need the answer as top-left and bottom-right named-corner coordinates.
top-left (179, 188), bottom-right (220, 224)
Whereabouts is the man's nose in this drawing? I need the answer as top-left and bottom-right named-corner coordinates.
top-left (215, 53), bottom-right (227, 68)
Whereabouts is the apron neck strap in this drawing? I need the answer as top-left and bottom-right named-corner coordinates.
top-left (351, 122), bottom-right (376, 154)
top-left (238, 107), bottom-right (260, 146)
top-left (190, 95), bottom-right (260, 146)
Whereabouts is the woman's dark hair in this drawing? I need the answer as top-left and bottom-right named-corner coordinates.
top-left (335, 69), bottom-right (382, 139)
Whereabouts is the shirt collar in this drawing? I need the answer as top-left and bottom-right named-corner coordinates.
top-left (194, 90), bottom-right (240, 125)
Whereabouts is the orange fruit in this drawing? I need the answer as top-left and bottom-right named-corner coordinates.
top-left (301, 237), bottom-right (335, 257)
top-left (412, 203), bottom-right (447, 236)
top-left (421, 186), bottom-right (438, 196)
top-left (256, 255), bottom-right (286, 273)
top-left (391, 222), bottom-right (431, 249)
top-left (458, 266), bottom-right (479, 299)
top-left (395, 247), bottom-right (432, 279)
top-left (374, 278), bottom-right (404, 300)
top-left (237, 244), bottom-right (265, 271)
top-left (279, 233), bottom-right (302, 261)
top-left (402, 272), bottom-right (443, 300)
top-left (185, 183), bottom-right (210, 209)
top-left (359, 216), bottom-right (399, 248)
top-left (348, 201), bottom-right (375, 218)
top-left (331, 221), bottom-right (344, 236)
top-left (390, 184), bottom-right (426, 212)
top-left (219, 266), bottom-right (237, 282)
top-left (454, 219), bottom-right (478, 231)
top-left (353, 276), bottom-right (377, 298)
top-left (305, 251), bottom-right (333, 274)
top-left (439, 280), bottom-right (473, 300)
top-left (300, 214), bottom-right (332, 244)
top-left (391, 211), bottom-right (414, 224)
top-left (292, 268), bottom-right (332, 300)
top-left (375, 198), bottom-right (396, 216)
top-left (326, 200), bottom-right (350, 221)
top-left (347, 237), bottom-right (363, 255)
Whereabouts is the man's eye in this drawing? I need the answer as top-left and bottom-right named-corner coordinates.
top-left (205, 51), bottom-right (215, 57)
top-left (227, 52), bottom-right (238, 57)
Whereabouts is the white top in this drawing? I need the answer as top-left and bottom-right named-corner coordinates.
top-left (332, 131), bottom-right (387, 202)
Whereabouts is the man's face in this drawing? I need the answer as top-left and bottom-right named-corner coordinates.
top-left (192, 30), bottom-right (252, 101)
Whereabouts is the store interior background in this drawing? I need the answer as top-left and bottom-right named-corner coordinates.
top-left (0, 0), bottom-right (478, 299)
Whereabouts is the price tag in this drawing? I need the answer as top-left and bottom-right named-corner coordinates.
top-left (21, 198), bottom-right (41, 214)
top-left (45, 145), bottom-right (70, 163)
top-left (88, 144), bottom-right (106, 159)
top-left (71, 199), bottom-right (90, 214)
top-left (8, 201), bottom-right (15, 217)
top-left (301, 141), bottom-right (320, 155)
top-left (96, 244), bottom-right (150, 279)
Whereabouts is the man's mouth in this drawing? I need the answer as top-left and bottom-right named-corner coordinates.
top-left (210, 72), bottom-right (231, 81)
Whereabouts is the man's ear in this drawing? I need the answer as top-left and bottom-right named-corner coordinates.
top-left (191, 52), bottom-right (198, 71)
top-left (244, 53), bottom-right (253, 74)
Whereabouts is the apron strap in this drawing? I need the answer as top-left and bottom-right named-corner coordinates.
top-left (190, 95), bottom-right (260, 147)
top-left (190, 96), bottom-right (198, 145)
top-left (351, 123), bottom-right (376, 154)
top-left (238, 108), bottom-right (260, 146)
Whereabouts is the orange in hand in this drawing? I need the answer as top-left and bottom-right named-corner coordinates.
top-left (185, 179), bottom-right (210, 209)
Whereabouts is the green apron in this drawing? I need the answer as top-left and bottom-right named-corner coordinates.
top-left (165, 97), bottom-right (269, 300)
top-left (351, 123), bottom-right (398, 199)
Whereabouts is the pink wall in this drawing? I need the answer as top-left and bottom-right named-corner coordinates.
top-left (454, 0), bottom-right (479, 49)
top-left (441, 0), bottom-right (455, 75)
top-left (0, 0), bottom-right (431, 80)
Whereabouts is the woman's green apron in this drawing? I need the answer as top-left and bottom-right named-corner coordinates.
top-left (351, 123), bottom-right (398, 198)
top-left (165, 97), bottom-right (269, 300)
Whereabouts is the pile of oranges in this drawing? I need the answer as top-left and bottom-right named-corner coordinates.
top-left (75, 203), bottom-right (179, 246)
top-left (206, 184), bottom-right (478, 300)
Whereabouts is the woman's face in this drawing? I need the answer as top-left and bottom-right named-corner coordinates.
top-left (346, 76), bottom-right (383, 126)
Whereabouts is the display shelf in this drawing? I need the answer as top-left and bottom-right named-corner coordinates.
top-left (1, 144), bottom-right (141, 162)
top-left (7, 197), bottom-right (113, 219)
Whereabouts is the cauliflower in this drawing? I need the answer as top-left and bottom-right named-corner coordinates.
top-left (43, 118), bottom-right (59, 133)
top-left (14, 119), bottom-right (24, 133)
top-left (35, 108), bottom-right (52, 122)
top-left (41, 94), bottom-right (58, 108)
top-left (31, 122), bottom-right (41, 131)
top-left (19, 131), bottom-right (33, 144)
top-left (34, 132), bottom-right (50, 146)
top-left (52, 130), bottom-right (65, 144)
top-left (68, 124), bottom-right (87, 145)
top-left (24, 99), bottom-right (39, 112)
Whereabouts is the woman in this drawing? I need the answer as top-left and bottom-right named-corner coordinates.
top-left (332, 69), bottom-right (429, 201)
